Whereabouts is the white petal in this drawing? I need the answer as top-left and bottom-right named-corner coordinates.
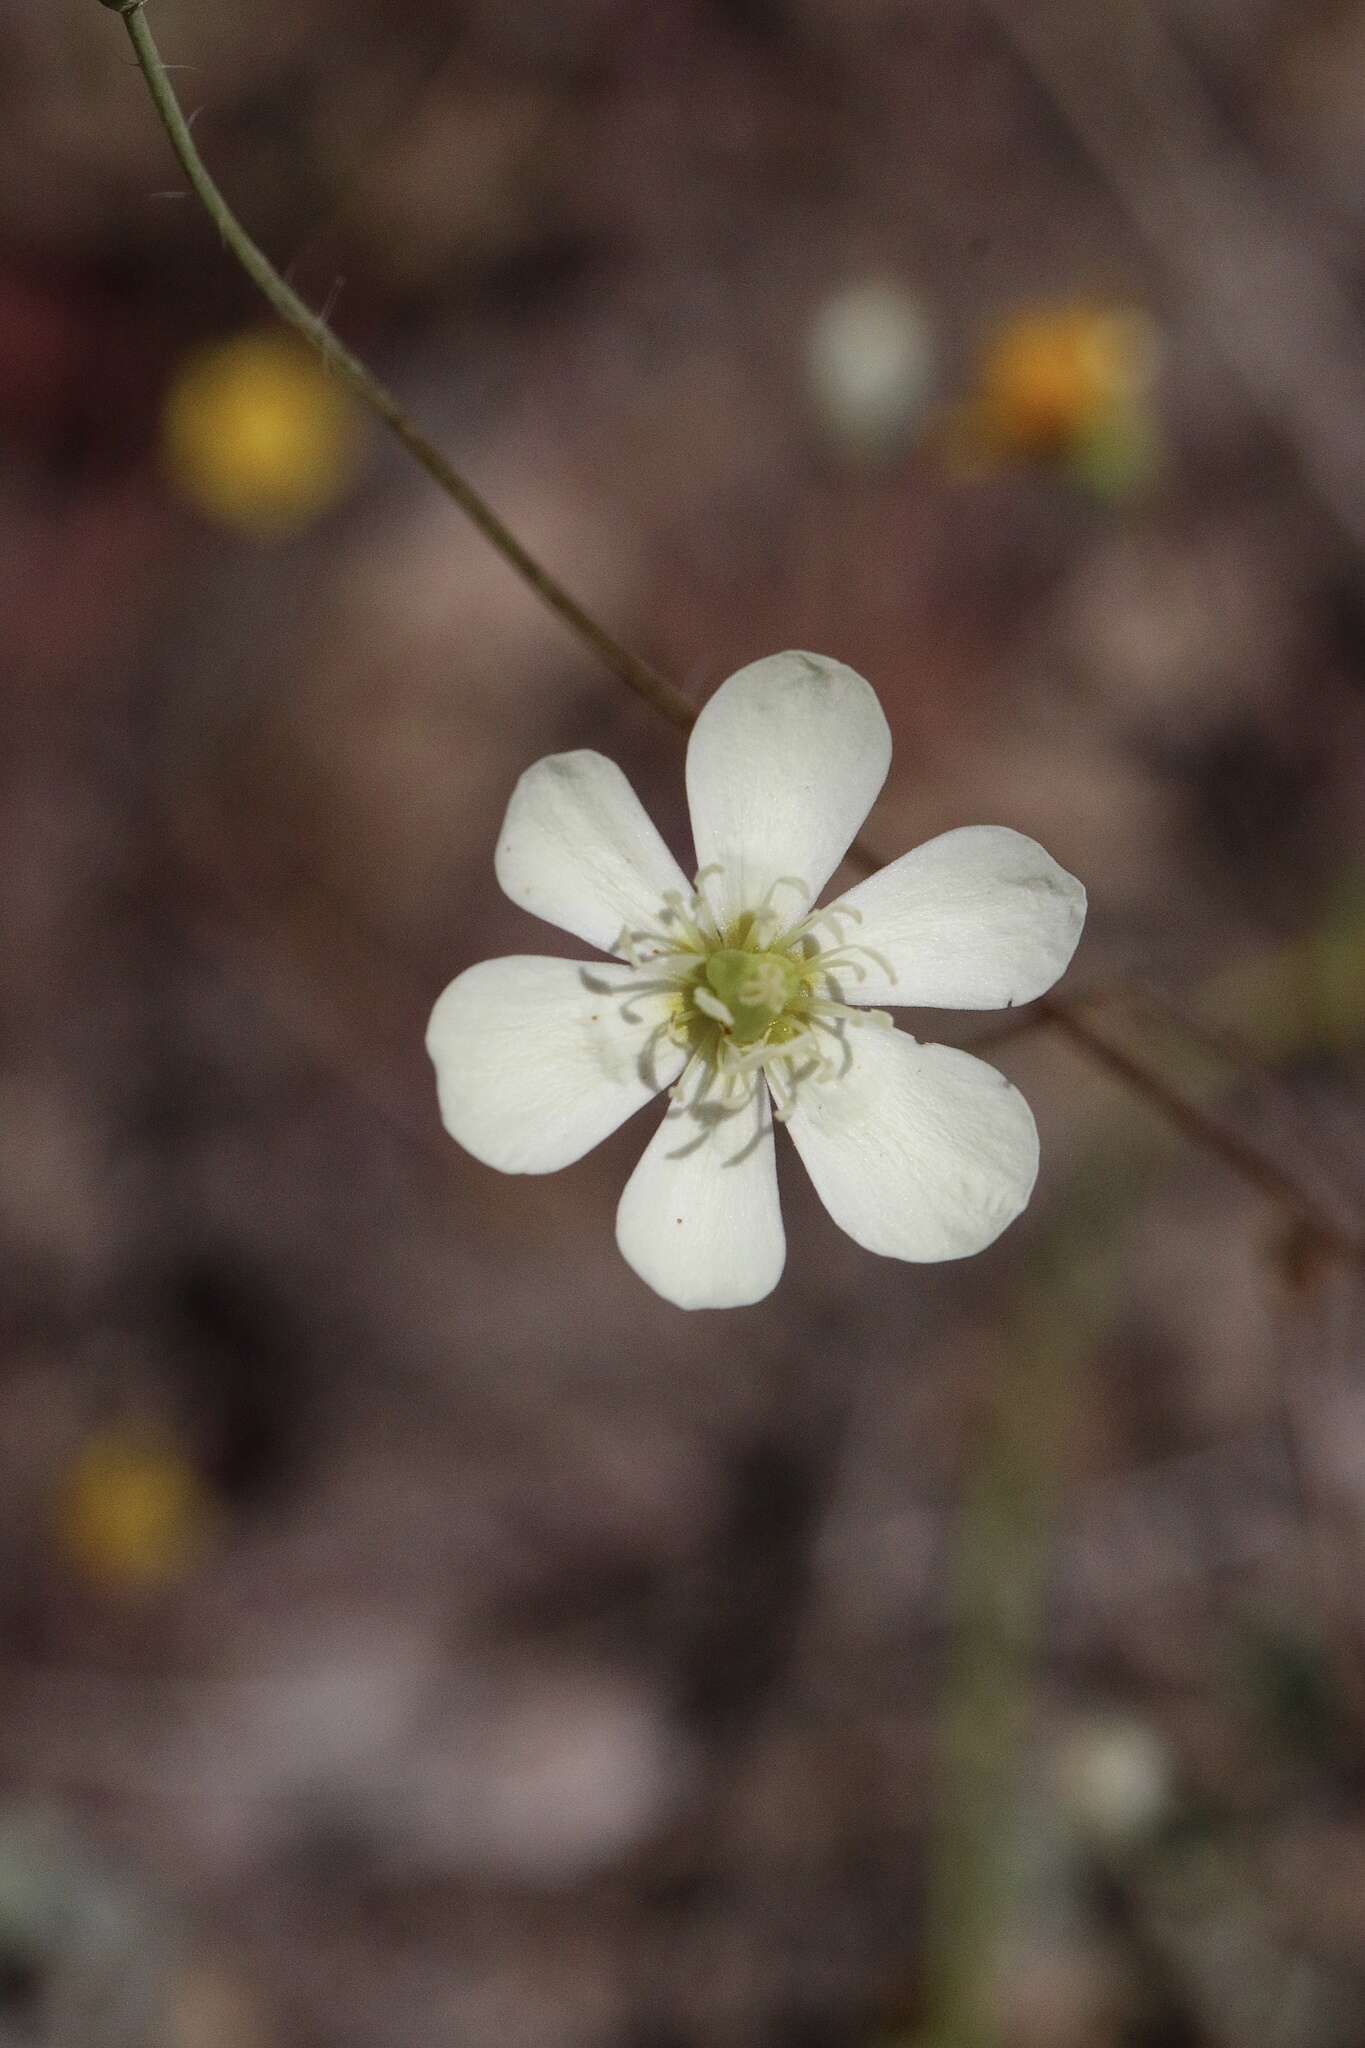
top-left (785, 1024), bottom-right (1039, 1261)
top-left (495, 751), bottom-right (691, 956)
top-left (831, 826), bottom-right (1086, 1010)
top-left (686, 652), bottom-right (891, 930)
top-left (616, 1071), bottom-right (786, 1309)
top-left (427, 956), bottom-right (685, 1174)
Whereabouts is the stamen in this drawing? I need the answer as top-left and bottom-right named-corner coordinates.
top-left (796, 932), bottom-right (896, 991)
top-left (733, 1022), bottom-right (822, 1079)
top-left (667, 1053), bottom-right (713, 1114)
top-left (805, 995), bottom-right (890, 1026)
top-left (724, 1042), bottom-right (775, 1077)
top-left (777, 899), bottom-right (864, 951)
top-left (803, 949), bottom-right (869, 983)
top-left (625, 947), bottom-right (701, 981)
top-left (748, 875), bottom-right (812, 947)
top-left (805, 1012), bottom-right (856, 1079)
top-left (773, 1046), bottom-right (826, 1101)
top-left (690, 866), bottom-right (727, 939)
top-left (636, 1017), bottom-right (682, 1089)
top-left (846, 942), bottom-right (895, 981)
top-left (657, 892), bottom-right (709, 952)
top-left (693, 985), bottom-right (735, 1027)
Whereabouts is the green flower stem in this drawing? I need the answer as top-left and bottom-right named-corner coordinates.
top-left (111, 0), bottom-right (696, 737)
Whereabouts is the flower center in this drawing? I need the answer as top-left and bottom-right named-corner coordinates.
top-left (611, 867), bottom-right (895, 1119)
top-left (703, 948), bottom-right (801, 1046)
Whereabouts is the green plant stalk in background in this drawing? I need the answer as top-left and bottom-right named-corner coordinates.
top-left (914, 1163), bottom-right (1136, 2048)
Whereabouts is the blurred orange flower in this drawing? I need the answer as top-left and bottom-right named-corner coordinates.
top-left (161, 329), bottom-right (361, 537)
top-left (945, 303), bottom-right (1161, 497)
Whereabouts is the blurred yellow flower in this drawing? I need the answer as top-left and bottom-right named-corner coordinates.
top-left (162, 330), bottom-right (361, 536)
top-left (945, 303), bottom-right (1161, 496)
top-left (57, 1431), bottom-right (215, 1591)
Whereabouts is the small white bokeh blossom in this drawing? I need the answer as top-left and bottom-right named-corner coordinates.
top-left (427, 652), bottom-right (1085, 1310)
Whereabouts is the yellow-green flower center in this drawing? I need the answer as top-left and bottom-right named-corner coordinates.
top-left (615, 876), bottom-right (894, 1095)
top-left (703, 947), bottom-right (802, 1046)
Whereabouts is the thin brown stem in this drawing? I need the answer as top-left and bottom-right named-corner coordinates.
top-left (1038, 998), bottom-right (1364, 1261)
top-left (113, 0), bottom-right (694, 736)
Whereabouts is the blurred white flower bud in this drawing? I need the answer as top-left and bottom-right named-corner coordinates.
top-left (1054, 1716), bottom-right (1171, 1849)
top-left (804, 278), bottom-right (937, 460)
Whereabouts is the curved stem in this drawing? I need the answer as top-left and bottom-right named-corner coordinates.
top-left (113, 0), bottom-right (696, 736)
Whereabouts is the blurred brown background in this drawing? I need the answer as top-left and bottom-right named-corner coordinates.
top-left (3, 1), bottom-right (1365, 2043)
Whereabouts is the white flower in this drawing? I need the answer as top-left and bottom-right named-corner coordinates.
top-left (427, 652), bottom-right (1085, 1310)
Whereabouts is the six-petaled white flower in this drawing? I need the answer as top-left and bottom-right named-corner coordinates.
top-left (427, 652), bottom-right (1085, 1310)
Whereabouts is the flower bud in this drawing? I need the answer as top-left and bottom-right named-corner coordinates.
top-left (805, 278), bottom-right (937, 460)
top-left (1054, 1715), bottom-right (1171, 1849)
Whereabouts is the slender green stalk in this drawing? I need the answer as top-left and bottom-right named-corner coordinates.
top-left (109, 0), bottom-right (696, 736)
top-left (915, 1163), bottom-right (1135, 2048)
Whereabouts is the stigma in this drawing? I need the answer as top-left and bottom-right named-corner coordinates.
top-left (702, 948), bottom-right (802, 1044)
